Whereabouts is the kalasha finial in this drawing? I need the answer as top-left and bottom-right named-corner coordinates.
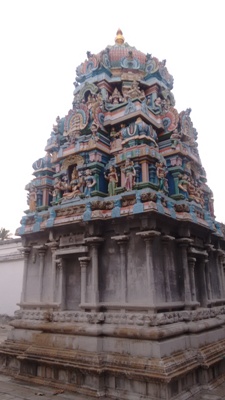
top-left (115, 29), bottom-right (125, 45)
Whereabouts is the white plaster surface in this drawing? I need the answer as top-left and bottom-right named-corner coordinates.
top-left (0, 239), bottom-right (23, 315)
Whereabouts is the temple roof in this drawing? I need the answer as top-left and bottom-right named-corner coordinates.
top-left (17, 30), bottom-right (224, 241)
top-left (75, 29), bottom-right (173, 89)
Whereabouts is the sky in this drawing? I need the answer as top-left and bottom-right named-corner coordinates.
top-left (0, 0), bottom-right (224, 236)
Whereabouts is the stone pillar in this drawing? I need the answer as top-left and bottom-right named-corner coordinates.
top-left (141, 161), bottom-right (149, 182)
top-left (120, 167), bottom-right (125, 188)
top-left (56, 257), bottom-right (64, 310)
top-left (111, 235), bottom-right (129, 303)
top-left (79, 256), bottom-right (90, 304)
top-left (43, 188), bottom-right (51, 207)
top-left (188, 257), bottom-right (196, 302)
top-left (162, 235), bottom-right (175, 302)
top-left (199, 258), bottom-right (208, 307)
top-left (205, 261), bottom-right (212, 301)
top-left (217, 250), bottom-right (225, 298)
top-left (37, 246), bottom-right (46, 302)
top-left (136, 230), bottom-right (161, 308)
top-left (85, 237), bottom-right (104, 305)
top-left (215, 250), bottom-right (223, 298)
top-left (134, 163), bottom-right (141, 183)
top-left (177, 238), bottom-right (192, 307)
top-left (47, 241), bottom-right (58, 303)
top-left (20, 246), bottom-right (31, 303)
top-left (148, 163), bottom-right (156, 184)
top-left (205, 244), bottom-right (214, 303)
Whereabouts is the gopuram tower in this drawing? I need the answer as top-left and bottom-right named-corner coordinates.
top-left (1, 30), bottom-right (225, 399)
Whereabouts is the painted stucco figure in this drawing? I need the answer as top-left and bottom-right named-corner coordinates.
top-left (84, 169), bottom-right (96, 197)
top-left (123, 159), bottom-right (136, 191)
top-left (104, 166), bottom-right (118, 196)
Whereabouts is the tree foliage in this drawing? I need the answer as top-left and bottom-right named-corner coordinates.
top-left (0, 228), bottom-right (12, 241)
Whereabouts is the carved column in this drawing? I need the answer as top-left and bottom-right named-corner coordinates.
top-left (56, 257), bottom-right (64, 310)
top-left (188, 257), bottom-right (196, 302)
top-left (134, 163), bottom-right (141, 183)
top-left (136, 230), bottom-right (161, 308)
top-left (199, 258), bottom-right (208, 307)
top-left (20, 246), bottom-right (31, 303)
top-left (111, 235), bottom-right (129, 303)
top-left (205, 261), bottom-right (212, 301)
top-left (177, 238), bottom-right (192, 307)
top-left (215, 250), bottom-right (223, 298)
top-left (79, 256), bottom-right (90, 304)
top-left (85, 237), bottom-right (104, 305)
top-left (47, 241), bottom-right (58, 303)
top-left (148, 163), bottom-right (156, 184)
top-left (120, 167), bottom-right (125, 188)
top-left (205, 244), bottom-right (214, 302)
top-left (217, 250), bottom-right (225, 298)
top-left (162, 235), bottom-right (175, 302)
top-left (140, 161), bottom-right (149, 182)
top-left (37, 246), bottom-right (47, 302)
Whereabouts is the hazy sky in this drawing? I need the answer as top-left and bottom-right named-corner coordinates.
top-left (0, 0), bottom-right (224, 235)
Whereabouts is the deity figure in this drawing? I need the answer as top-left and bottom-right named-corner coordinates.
top-left (109, 87), bottom-right (123, 104)
top-left (208, 195), bottom-right (215, 218)
top-left (120, 123), bottom-right (128, 139)
top-left (187, 177), bottom-right (196, 201)
top-left (88, 123), bottom-right (99, 147)
top-left (104, 166), bottom-right (118, 196)
top-left (124, 98), bottom-right (136, 114)
top-left (110, 127), bottom-right (120, 140)
top-left (178, 173), bottom-right (189, 198)
top-left (171, 129), bottom-right (181, 149)
top-left (72, 167), bottom-right (78, 179)
top-left (125, 80), bottom-right (145, 100)
top-left (77, 171), bottom-right (85, 193)
top-left (61, 175), bottom-right (70, 193)
top-left (62, 167), bottom-right (80, 200)
top-left (29, 187), bottom-right (37, 212)
top-left (153, 97), bottom-right (162, 113)
top-left (110, 127), bottom-right (122, 150)
top-left (156, 163), bottom-right (168, 192)
top-left (122, 159), bottom-right (136, 191)
top-left (63, 183), bottom-right (81, 200)
top-left (52, 178), bottom-right (64, 203)
top-left (195, 186), bottom-right (205, 207)
top-left (84, 169), bottom-right (96, 197)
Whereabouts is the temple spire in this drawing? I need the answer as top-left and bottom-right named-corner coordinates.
top-left (115, 29), bottom-right (125, 45)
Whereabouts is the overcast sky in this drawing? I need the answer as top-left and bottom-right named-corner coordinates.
top-left (0, 0), bottom-right (224, 235)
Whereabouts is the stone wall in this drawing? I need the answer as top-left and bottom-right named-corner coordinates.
top-left (0, 239), bottom-right (23, 316)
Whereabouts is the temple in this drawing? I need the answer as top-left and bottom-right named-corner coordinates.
top-left (1, 30), bottom-right (225, 399)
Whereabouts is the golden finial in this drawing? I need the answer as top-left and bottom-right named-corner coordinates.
top-left (115, 29), bottom-right (125, 45)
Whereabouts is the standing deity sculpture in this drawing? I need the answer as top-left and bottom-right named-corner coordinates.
top-left (84, 169), bottom-right (96, 197)
top-left (104, 166), bottom-right (118, 196)
top-left (156, 162), bottom-right (168, 193)
top-left (122, 159), bottom-right (136, 191)
top-left (52, 178), bottom-right (64, 203)
top-left (178, 173), bottom-right (189, 198)
top-left (29, 186), bottom-right (37, 212)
